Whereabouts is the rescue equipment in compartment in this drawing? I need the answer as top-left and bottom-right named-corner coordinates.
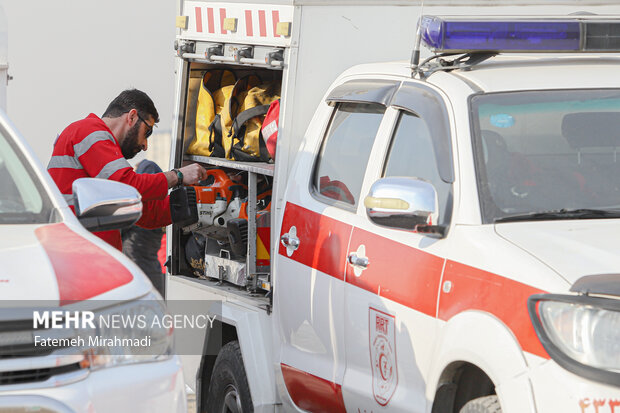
top-left (230, 82), bottom-right (281, 162)
top-left (261, 98), bottom-right (280, 160)
top-left (179, 168), bottom-right (272, 282)
top-left (170, 186), bottom-right (199, 227)
top-left (188, 69), bottom-right (236, 157)
top-left (217, 74), bottom-right (262, 159)
top-left (227, 188), bottom-right (272, 258)
top-left (185, 233), bottom-right (206, 278)
top-left (179, 168), bottom-right (271, 247)
top-left (182, 169), bottom-right (247, 241)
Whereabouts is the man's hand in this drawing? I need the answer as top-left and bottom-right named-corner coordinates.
top-left (165, 163), bottom-right (207, 188)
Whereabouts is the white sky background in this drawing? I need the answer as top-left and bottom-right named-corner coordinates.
top-left (0, 0), bottom-right (176, 164)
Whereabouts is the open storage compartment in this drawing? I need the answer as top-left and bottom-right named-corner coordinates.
top-left (171, 59), bottom-right (283, 292)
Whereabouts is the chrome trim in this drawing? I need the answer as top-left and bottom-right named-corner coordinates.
top-left (281, 227), bottom-right (300, 257)
top-left (0, 368), bottom-right (89, 392)
top-left (280, 233), bottom-right (300, 249)
top-left (72, 178), bottom-right (141, 217)
top-left (348, 253), bottom-right (369, 269)
top-left (0, 354), bottom-right (85, 373)
top-left (365, 177), bottom-right (439, 230)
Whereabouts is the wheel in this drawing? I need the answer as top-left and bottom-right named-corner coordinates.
top-left (459, 395), bottom-right (502, 413)
top-left (205, 341), bottom-right (253, 413)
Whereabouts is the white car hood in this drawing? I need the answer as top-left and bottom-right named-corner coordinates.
top-left (0, 225), bottom-right (61, 300)
top-left (0, 223), bottom-right (141, 303)
top-left (495, 219), bottom-right (620, 285)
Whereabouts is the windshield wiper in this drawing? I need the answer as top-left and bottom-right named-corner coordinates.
top-left (495, 208), bottom-right (620, 223)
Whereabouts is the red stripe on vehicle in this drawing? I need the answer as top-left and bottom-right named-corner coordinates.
top-left (279, 202), bottom-right (350, 281)
top-left (219, 8), bottom-right (227, 34)
top-left (258, 10), bottom-right (267, 37)
top-left (439, 260), bottom-right (548, 359)
top-left (35, 223), bottom-right (133, 305)
top-left (279, 202), bottom-right (550, 359)
top-left (245, 10), bottom-right (253, 36)
top-left (281, 363), bottom-right (347, 413)
top-left (194, 7), bottom-right (203, 32)
top-left (272, 10), bottom-right (280, 37)
top-left (346, 227), bottom-right (444, 317)
top-left (207, 8), bottom-right (215, 34)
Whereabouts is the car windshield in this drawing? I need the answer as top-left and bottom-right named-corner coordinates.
top-left (471, 89), bottom-right (620, 223)
top-left (0, 125), bottom-right (55, 224)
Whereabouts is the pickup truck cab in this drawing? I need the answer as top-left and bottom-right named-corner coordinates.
top-left (277, 16), bottom-right (620, 412)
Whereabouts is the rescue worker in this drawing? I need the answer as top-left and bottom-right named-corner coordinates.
top-left (48, 88), bottom-right (207, 250)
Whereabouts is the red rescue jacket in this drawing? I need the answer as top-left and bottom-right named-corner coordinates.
top-left (48, 114), bottom-right (171, 250)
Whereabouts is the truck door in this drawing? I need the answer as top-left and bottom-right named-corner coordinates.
top-left (276, 80), bottom-right (398, 412)
top-left (340, 83), bottom-right (455, 412)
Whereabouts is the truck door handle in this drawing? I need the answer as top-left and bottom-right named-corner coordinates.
top-left (281, 226), bottom-right (300, 257)
top-left (348, 253), bottom-right (369, 269)
top-left (281, 234), bottom-right (300, 249)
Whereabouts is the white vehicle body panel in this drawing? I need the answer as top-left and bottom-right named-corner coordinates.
top-left (496, 221), bottom-right (620, 281)
top-left (169, 2), bottom-right (620, 412)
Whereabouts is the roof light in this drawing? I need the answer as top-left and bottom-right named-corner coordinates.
top-left (420, 16), bottom-right (620, 53)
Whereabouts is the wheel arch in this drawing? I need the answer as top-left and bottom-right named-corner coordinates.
top-left (198, 320), bottom-right (238, 411)
top-left (197, 302), bottom-right (277, 413)
top-left (428, 310), bottom-right (538, 413)
top-left (431, 361), bottom-right (496, 413)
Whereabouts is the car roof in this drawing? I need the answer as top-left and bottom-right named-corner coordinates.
top-left (343, 54), bottom-right (620, 94)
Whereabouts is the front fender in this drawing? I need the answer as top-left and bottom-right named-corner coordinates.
top-left (427, 310), bottom-right (538, 413)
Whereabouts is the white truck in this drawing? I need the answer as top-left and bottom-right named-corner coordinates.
top-left (167, 1), bottom-right (620, 412)
top-left (0, 5), bottom-right (186, 411)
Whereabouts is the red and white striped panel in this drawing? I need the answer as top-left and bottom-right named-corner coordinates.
top-left (181, 1), bottom-right (294, 47)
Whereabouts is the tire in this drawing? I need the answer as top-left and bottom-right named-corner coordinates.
top-left (459, 395), bottom-right (502, 413)
top-left (205, 341), bottom-right (253, 413)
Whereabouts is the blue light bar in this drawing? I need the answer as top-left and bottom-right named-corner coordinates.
top-left (420, 16), bottom-right (620, 53)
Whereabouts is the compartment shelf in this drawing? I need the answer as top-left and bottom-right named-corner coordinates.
top-left (186, 155), bottom-right (274, 176)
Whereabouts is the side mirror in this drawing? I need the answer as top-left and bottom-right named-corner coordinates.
top-left (364, 177), bottom-right (445, 237)
top-left (72, 178), bottom-right (142, 232)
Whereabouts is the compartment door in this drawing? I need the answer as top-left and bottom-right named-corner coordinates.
top-left (275, 99), bottom-right (389, 412)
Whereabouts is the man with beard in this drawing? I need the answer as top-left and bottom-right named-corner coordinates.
top-left (48, 89), bottom-right (207, 250)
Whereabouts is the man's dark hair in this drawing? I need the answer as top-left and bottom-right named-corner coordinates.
top-left (102, 89), bottom-right (160, 123)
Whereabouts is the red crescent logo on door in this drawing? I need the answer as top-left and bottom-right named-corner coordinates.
top-left (369, 307), bottom-right (398, 406)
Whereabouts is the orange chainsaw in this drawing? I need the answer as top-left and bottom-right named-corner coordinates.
top-left (181, 169), bottom-right (271, 245)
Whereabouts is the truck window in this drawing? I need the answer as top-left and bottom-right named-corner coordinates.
top-left (471, 89), bottom-right (620, 223)
top-left (383, 111), bottom-right (452, 226)
top-left (313, 102), bottom-right (385, 208)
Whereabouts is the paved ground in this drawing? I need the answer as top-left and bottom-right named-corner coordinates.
top-left (187, 393), bottom-right (196, 413)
